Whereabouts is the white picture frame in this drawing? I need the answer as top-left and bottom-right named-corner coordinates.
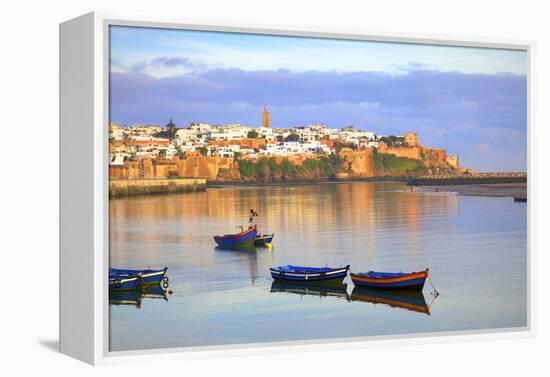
top-left (59, 11), bottom-right (535, 365)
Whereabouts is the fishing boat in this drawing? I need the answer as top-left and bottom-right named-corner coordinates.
top-left (350, 269), bottom-right (429, 290)
top-left (213, 225), bottom-right (257, 248)
top-left (109, 275), bottom-right (140, 291)
top-left (350, 286), bottom-right (430, 315)
top-left (254, 233), bottom-right (274, 246)
top-left (270, 265), bottom-right (350, 283)
top-left (109, 267), bottom-right (168, 286)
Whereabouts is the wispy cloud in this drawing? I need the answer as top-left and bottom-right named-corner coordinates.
top-left (110, 26), bottom-right (528, 77)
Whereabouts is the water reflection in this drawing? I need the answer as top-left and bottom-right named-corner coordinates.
top-left (270, 280), bottom-right (350, 301)
top-left (109, 182), bottom-right (526, 351)
top-left (109, 287), bottom-right (168, 308)
top-left (350, 286), bottom-right (432, 315)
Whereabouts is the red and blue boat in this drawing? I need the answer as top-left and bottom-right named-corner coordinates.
top-left (214, 225), bottom-right (257, 248)
top-left (270, 265), bottom-right (350, 283)
top-left (350, 269), bottom-right (429, 290)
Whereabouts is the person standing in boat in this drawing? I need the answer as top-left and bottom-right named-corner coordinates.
top-left (249, 208), bottom-right (258, 224)
top-left (248, 209), bottom-right (259, 230)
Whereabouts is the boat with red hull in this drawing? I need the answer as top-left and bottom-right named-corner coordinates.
top-left (350, 269), bottom-right (429, 290)
top-left (213, 225), bottom-right (258, 248)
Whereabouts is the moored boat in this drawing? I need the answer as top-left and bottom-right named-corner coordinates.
top-left (350, 269), bottom-right (429, 290)
top-left (109, 275), bottom-right (141, 291)
top-left (254, 233), bottom-right (274, 246)
top-left (270, 265), bottom-right (350, 283)
top-left (109, 267), bottom-right (168, 286)
top-left (214, 225), bottom-right (257, 248)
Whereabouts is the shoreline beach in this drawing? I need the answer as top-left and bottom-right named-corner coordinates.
top-left (414, 182), bottom-right (527, 200)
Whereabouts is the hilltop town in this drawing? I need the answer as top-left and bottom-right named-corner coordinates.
top-left (109, 106), bottom-right (464, 183)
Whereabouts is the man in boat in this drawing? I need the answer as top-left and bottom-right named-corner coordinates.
top-left (249, 208), bottom-right (258, 223)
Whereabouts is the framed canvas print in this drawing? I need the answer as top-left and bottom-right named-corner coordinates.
top-left (59, 12), bottom-right (533, 365)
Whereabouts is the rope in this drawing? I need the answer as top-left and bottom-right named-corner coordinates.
top-left (427, 275), bottom-right (439, 297)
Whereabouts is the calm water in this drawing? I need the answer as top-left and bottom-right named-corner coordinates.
top-left (109, 181), bottom-right (527, 351)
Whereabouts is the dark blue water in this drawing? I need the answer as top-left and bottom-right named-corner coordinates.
top-left (109, 182), bottom-right (527, 351)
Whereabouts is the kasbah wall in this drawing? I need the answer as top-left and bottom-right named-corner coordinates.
top-left (109, 147), bottom-right (376, 181)
top-left (378, 132), bottom-right (448, 167)
top-left (109, 153), bottom-right (241, 180)
top-left (338, 147), bottom-right (374, 177)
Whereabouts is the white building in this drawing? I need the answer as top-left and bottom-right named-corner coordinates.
top-left (208, 124), bottom-right (252, 141)
top-left (126, 124), bottom-right (162, 136)
top-left (175, 128), bottom-right (198, 144)
top-left (257, 126), bottom-right (275, 141)
top-left (211, 144), bottom-right (241, 158)
top-left (340, 126), bottom-right (375, 145)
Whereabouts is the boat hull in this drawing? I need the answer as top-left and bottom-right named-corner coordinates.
top-left (270, 265), bottom-right (350, 283)
top-left (109, 276), bottom-right (140, 291)
top-left (254, 233), bottom-right (274, 246)
top-left (350, 270), bottom-right (428, 290)
top-left (214, 226), bottom-right (257, 248)
top-left (109, 267), bottom-right (168, 285)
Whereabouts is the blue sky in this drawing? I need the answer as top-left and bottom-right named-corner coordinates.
top-left (109, 26), bottom-right (527, 171)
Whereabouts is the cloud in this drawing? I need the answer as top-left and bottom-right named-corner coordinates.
top-left (128, 57), bottom-right (207, 78)
top-left (109, 66), bottom-right (527, 171)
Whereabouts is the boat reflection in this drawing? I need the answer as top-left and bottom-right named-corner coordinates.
top-left (214, 245), bottom-right (258, 252)
top-left (350, 286), bottom-right (431, 315)
top-left (270, 280), bottom-right (350, 301)
top-left (109, 286), bottom-right (168, 308)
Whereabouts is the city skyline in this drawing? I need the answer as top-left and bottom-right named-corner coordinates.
top-left (109, 26), bottom-right (527, 171)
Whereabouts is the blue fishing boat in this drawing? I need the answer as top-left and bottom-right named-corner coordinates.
top-left (350, 269), bottom-right (429, 290)
top-left (109, 275), bottom-right (140, 291)
top-left (254, 233), bottom-right (274, 246)
top-left (109, 267), bottom-right (168, 286)
top-left (270, 265), bottom-right (350, 283)
top-left (214, 225), bottom-right (257, 248)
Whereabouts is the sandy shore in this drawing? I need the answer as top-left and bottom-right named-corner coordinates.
top-left (414, 183), bottom-right (527, 200)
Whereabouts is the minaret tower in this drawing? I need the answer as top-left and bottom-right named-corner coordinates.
top-left (262, 105), bottom-right (270, 128)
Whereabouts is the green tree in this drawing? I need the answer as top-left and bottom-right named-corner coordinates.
top-left (256, 157), bottom-right (271, 179)
top-left (247, 130), bottom-right (259, 139)
top-left (198, 146), bottom-right (209, 156)
top-left (237, 159), bottom-right (256, 177)
top-left (374, 152), bottom-right (424, 173)
top-left (158, 149), bottom-right (167, 157)
top-left (280, 159), bottom-right (295, 177)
